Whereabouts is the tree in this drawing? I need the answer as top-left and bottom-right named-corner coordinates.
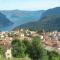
top-left (22, 39), bottom-right (31, 55)
top-left (47, 51), bottom-right (60, 60)
top-left (27, 36), bottom-right (43, 60)
top-left (0, 46), bottom-right (5, 57)
top-left (41, 49), bottom-right (48, 60)
top-left (11, 39), bottom-right (26, 58)
top-left (37, 29), bottom-right (44, 35)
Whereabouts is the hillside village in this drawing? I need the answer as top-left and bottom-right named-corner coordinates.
top-left (0, 29), bottom-right (42, 58)
top-left (0, 29), bottom-right (60, 58)
top-left (43, 31), bottom-right (60, 53)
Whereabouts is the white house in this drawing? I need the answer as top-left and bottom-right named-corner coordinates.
top-left (40, 35), bottom-right (44, 39)
top-left (5, 48), bottom-right (12, 59)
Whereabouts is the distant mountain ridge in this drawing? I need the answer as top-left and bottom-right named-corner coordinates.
top-left (1, 10), bottom-right (44, 29)
top-left (0, 12), bottom-right (13, 31)
top-left (41, 7), bottom-right (60, 17)
top-left (14, 7), bottom-right (60, 31)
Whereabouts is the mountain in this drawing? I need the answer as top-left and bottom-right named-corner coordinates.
top-left (41, 7), bottom-right (60, 17)
top-left (0, 12), bottom-right (13, 31)
top-left (1, 10), bottom-right (44, 29)
top-left (14, 7), bottom-right (60, 31)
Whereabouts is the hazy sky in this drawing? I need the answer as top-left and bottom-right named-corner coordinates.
top-left (0, 0), bottom-right (60, 10)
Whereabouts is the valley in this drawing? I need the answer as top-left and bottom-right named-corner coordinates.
top-left (0, 7), bottom-right (60, 60)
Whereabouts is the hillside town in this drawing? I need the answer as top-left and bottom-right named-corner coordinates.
top-left (0, 29), bottom-right (41, 58)
top-left (0, 29), bottom-right (60, 58)
top-left (43, 31), bottom-right (60, 53)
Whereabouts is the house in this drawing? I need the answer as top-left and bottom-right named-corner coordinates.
top-left (5, 48), bottom-right (12, 59)
top-left (40, 35), bottom-right (44, 39)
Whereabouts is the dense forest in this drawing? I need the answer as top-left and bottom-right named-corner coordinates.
top-left (14, 15), bottom-right (60, 32)
top-left (14, 7), bottom-right (60, 32)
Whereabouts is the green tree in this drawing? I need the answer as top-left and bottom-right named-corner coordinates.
top-left (37, 29), bottom-right (44, 35)
top-left (0, 46), bottom-right (5, 57)
top-left (27, 36), bottom-right (43, 60)
top-left (11, 39), bottom-right (26, 58)
top-left (22, 39), bottom-right (31, 55)
top-left (47, 51), bottom-right (60, 60)
top-left (41, 49), bottom-right (48, 60)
